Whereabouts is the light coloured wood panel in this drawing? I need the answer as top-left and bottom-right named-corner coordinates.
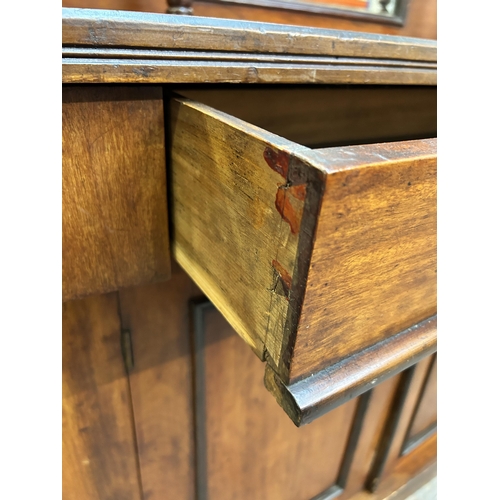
top-left (118, 265), bottom-right (200, 500)
top-left (62, 293), bottom-right (141, 500)
top-left (198, 304), bottom-right (358, 500)
top-left (62, 85), bottom-right (170, 301)
top-left (170, 96), bottom-right (320, 362)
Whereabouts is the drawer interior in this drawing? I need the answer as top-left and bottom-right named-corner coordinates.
top-left (175, 86), bottom-right (436, 149)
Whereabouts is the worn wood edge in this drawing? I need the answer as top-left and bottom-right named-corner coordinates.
top-left (312, 137), bottom-right (437, 174)
top-left (62, 58), bottom-right (436, 85)
top-left (62, 8), bottom-right (436, 62)
top-left (264, 316), bottom-right (437, 426)
top-left (62, 48), bottom-right (437, 70)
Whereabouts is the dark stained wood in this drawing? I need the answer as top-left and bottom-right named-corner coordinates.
top-left (117, 264), bottom-right (201, 500)
top-left (62, 85), bottom-right (170, 301)
top-left (194, 301), bottom-right (359, 500)
top-left (62, 293), bottom-right (141, 500)
top-left (61, 11), bottom-right (437, 499)
top-left (265, 317), bottom-right (437, 426)
top-left (265, 316), bottom-right (436, 426)
top-left (177, 86), bottom-right (437, 148)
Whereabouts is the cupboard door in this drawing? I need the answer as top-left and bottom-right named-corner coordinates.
top-left (62, 293), bottom-right (141, 500)
top-left (118, 266), bottom-right (200, 500)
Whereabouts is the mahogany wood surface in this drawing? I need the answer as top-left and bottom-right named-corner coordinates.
top-left (62, 86), bottom-right (170, 301)
top-left (118, 265), bottom-right (201, 500)
top-left (290, 139), bottom-right (437, 381)
top-left (62, 293), bottom-right (141, 500)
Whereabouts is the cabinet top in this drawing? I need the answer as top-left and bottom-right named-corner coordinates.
top-left (62, 8), bottom-right (437, 85)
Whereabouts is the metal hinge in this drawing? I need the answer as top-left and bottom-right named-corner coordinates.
top-left (121, 329), bottom-right (134, 373)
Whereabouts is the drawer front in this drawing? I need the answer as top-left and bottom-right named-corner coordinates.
top-left (62, 86), bottom-right (171, 301)
top-left (169, 90), bottom-right (436, 425)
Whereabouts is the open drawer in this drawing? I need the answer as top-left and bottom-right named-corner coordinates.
top-left (169, 86), bottom-right (436, 425)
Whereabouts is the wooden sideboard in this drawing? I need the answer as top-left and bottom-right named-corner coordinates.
top-left (62, 8), bottom-right (437, 499)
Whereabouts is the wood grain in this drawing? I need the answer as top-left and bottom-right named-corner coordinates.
top-left (194, 302), bottom-right (359, 500)
top-left (62, 85), bottom-right (170, 301)
top-left (169, 95), bottom-right (323, 361)
top-left (117, 264), bottom-right (201, 500)
top-left (288, 139), bottom-right (437, 381)
top-left (62, 293), bottom-right (141, 500)
top-left (177, 86), bottom-right (437, 148)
